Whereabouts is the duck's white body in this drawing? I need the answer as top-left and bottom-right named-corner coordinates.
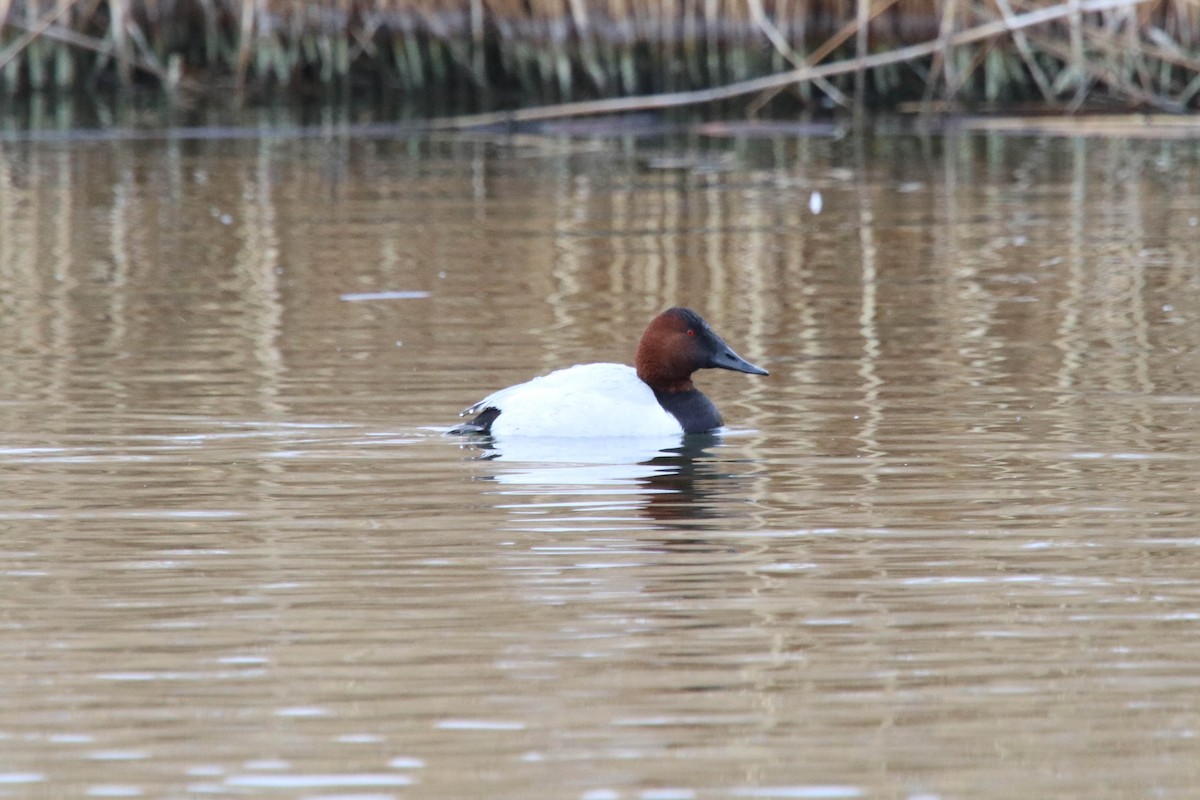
top-left (461, 363), bottom-right (684, 438)
top-left (451, 307), bottom-right (768, 438)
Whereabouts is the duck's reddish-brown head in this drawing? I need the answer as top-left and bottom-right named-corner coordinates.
top-left (634, 307), bottom-right (768, 394)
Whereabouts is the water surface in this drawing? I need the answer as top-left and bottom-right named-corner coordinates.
top-left (1, 128), bottom-right (1199, 798)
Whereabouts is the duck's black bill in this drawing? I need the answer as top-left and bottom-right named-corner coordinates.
top-left (710, 348), bottom-right (769, 376)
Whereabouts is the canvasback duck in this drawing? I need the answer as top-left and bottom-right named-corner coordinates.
top-left (451, 307), bottom-right (768, 437)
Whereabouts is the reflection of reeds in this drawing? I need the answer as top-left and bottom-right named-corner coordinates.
top-left (0, 0), bottom-right (1196, 109)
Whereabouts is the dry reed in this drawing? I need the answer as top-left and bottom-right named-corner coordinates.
top-left (0, 0), bottom-right (1197, 111)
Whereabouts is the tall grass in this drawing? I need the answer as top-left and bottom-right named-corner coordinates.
top-left (0, 0), bottom-right (1197, 110)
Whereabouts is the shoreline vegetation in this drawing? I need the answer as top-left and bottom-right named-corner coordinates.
top-left (1, 0), bottom-right (1198, 126)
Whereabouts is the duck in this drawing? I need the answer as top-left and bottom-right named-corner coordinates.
top-left (450, 307), bottom-right (767, 437)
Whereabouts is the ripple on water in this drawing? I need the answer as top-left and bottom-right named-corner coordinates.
top-left (222, 773), bottom-right (414, 788)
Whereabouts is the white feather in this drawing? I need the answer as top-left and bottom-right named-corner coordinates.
top-left (462, 363), bottom-right (684, 438)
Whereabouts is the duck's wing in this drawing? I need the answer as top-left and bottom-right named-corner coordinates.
top-left (458, 364), bottom-right (624, 415)
top-left (452, 368), bottom-right (593, 435)
top-left (452, 364), bottom-right (680, 437)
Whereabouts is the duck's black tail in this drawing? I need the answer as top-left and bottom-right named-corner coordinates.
top-left (447, 407), bottom-right (501, 436)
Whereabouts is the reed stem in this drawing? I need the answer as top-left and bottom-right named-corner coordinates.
top-left (0, 0), bottom-right (1194, 111)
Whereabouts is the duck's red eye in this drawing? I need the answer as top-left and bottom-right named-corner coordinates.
top-left (686, 329), bottom-right (696, 337)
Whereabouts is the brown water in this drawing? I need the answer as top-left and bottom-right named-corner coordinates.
top-left (2, 127), bottom-right (1200, 799)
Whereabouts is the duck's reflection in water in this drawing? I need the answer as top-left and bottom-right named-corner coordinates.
top-left (460, 433), bottom-right (749, 530)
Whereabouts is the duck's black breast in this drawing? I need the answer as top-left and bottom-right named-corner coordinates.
top-left (654, 389), bottom-right (723, 434)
